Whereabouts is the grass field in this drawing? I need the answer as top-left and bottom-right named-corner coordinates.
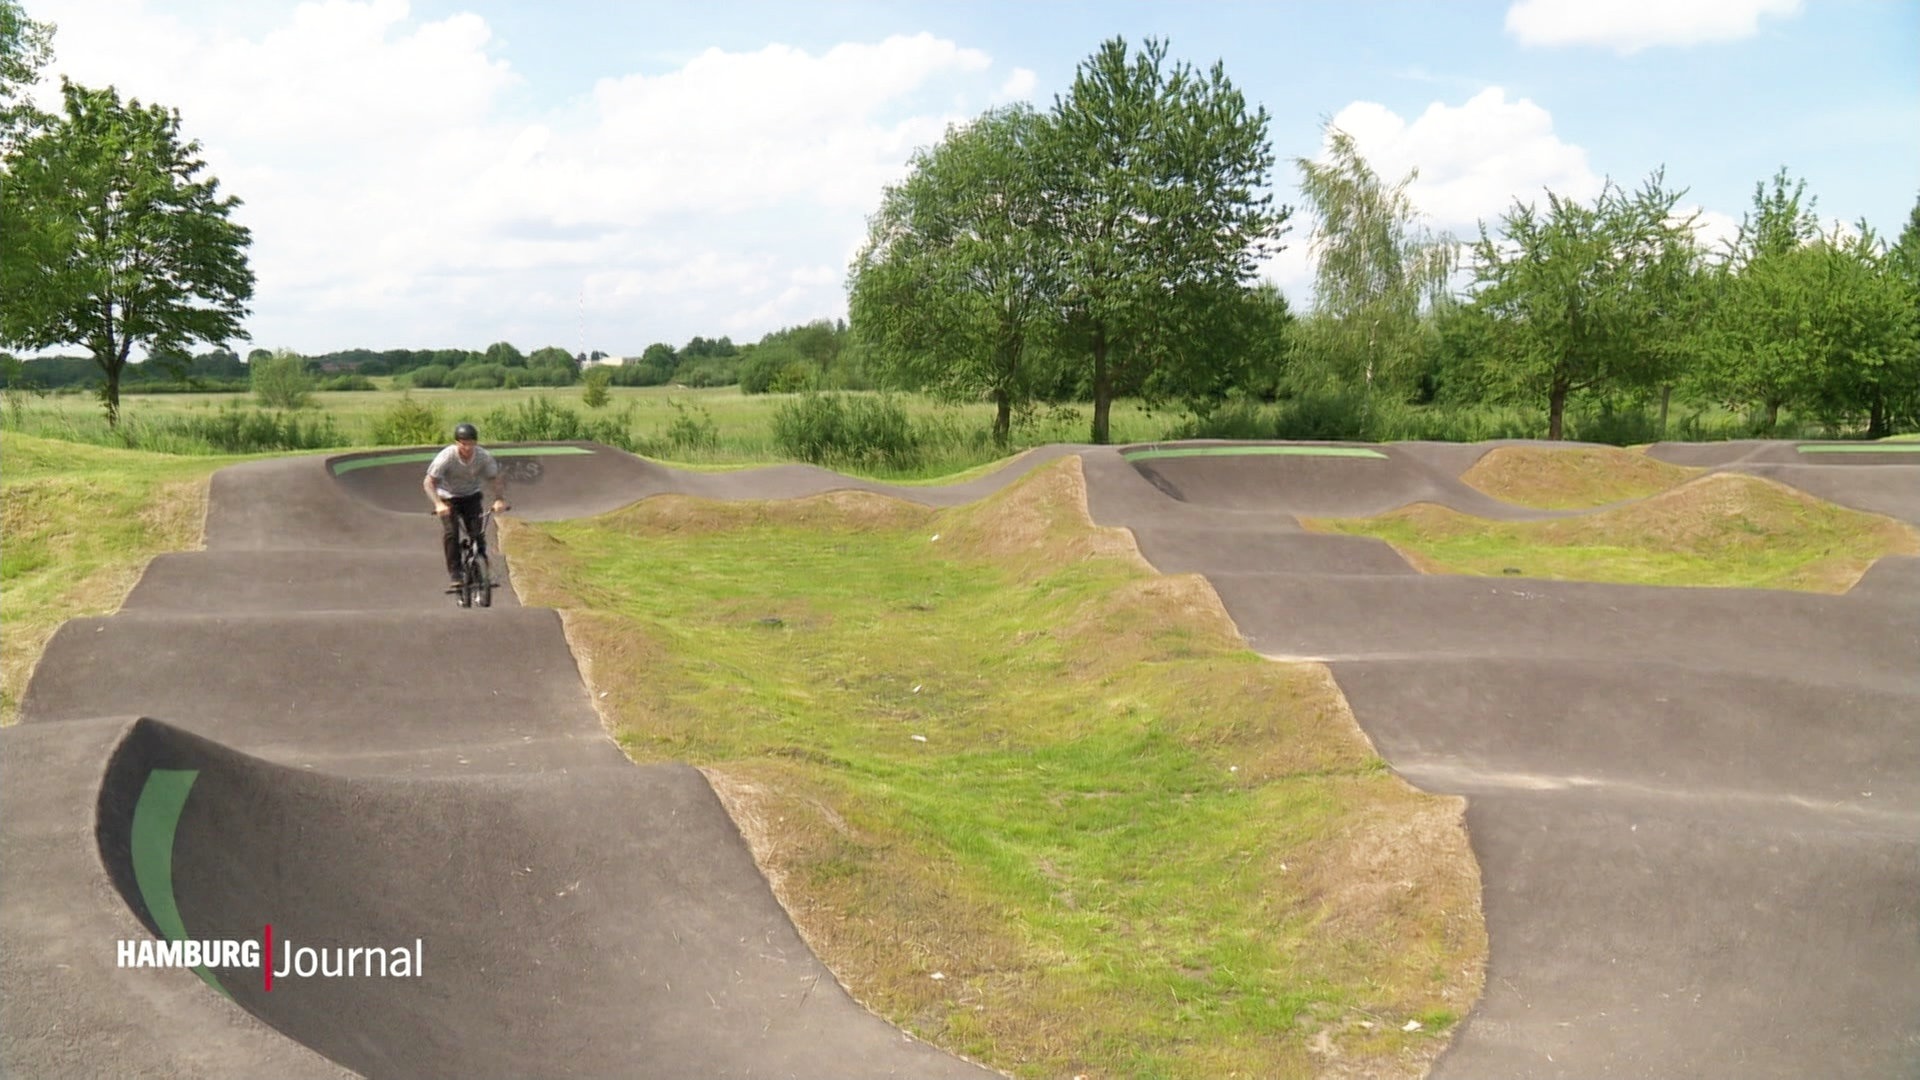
top-left (3, 385), bottom-right (1172, 478)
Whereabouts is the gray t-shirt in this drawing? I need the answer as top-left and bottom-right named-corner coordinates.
top-left (427, 445), bottom-right (500, 499)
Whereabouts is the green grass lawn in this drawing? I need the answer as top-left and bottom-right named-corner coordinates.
top-left (0, 434), bottom-right (230, 723)
top-left (507, 461), bottom-right (1484, 1078)
top-left (1313, 472), bottom-right (1919, 592)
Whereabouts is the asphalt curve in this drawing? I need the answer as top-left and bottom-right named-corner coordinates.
top-left (2, 441), bottom-right (1089, 1080)
top-left (3, 437), bottom-right (1915, 1078)
top-left (1085, 440), bottom-right (1920, 1080)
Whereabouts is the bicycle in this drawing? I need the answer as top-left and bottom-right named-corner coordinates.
top-left (439, 505), bottom-right (506, 608)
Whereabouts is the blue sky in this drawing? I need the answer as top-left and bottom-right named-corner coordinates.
top-left (23, 0), bottom-right (1920, 358)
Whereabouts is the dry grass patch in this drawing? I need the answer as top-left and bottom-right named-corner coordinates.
top-left (1460, 445), bottom-right (1701, 509)
top-left (936, 454), bottom-right (1150, 574)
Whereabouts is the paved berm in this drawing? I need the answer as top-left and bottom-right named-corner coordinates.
top-left (3, 442), bottom-right (1085, 1080)
top-left (1088, 439), bottom-right (1919, 1079)
top-left (2, 438), bottom-right (1914, 1078)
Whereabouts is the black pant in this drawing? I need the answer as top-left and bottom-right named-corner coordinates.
top-left (441, 492), bottom-right (486, 577)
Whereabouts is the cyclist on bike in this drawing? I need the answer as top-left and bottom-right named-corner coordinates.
top-left (424, 422), bottom-right (510, 587)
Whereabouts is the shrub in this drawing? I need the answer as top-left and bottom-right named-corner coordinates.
top-left (147, 404), bottom-right (342, 453)
top-left (484, 394), bottom-right (636, 451)
top-left (1166, 399), bottom-right (1278, 440)
top-left (451, 364), bottom-right (506, 390)
top-left (1567, 403), bottom-right (1662, 447)
top-left (250, 350), bottom-right (314, 410)
top-left (675, 356), bottom-right (739, 388)
top-left (372, 394), bottom-right (445, 446)
top-left (406, 364), bottom-right (452, 388)
top-left (1271, 388), bottom-right (1373, 441)
top-left (663, 398), bottom-right (718, 453)
top-left (582, 366), bottom-right (613, 409)
top-left (773, 391), bottom-right (921, 469)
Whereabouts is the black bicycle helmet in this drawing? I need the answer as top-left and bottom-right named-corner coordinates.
top-left (454, 422), bottom-right (478, 441)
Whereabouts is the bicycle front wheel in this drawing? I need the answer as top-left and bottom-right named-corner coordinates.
top-left (474, 556), bottom-right (493, 608)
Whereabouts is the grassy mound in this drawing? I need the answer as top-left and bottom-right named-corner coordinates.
top-left (507, 457), bottom-right (1486, 1079)
top-left (0, 434), bottom-right (222, 723)
top-left (1313, 472), bottom-right (1918, 592)
top-left (1460, 445), bottom-right (1700, 509)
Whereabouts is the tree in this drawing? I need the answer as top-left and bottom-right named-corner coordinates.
top-left (1876, 196), bottom-right (1920, 433)
top-left (851, 104), bottom-right (1062, 444)
top-left (1145, 280), bottom-right (1294, 411)
top-left (250, 348), bottom-right (312, 410)
top-left (1799, 223), bottom-right (1918, 437)
top-left (0, 0), bottom-right (53, 153)
top-left (1046, 36), bottom-right (1289, 443)
top-left (0, 80), bottom-right (254, 426)
top-left (1466, 171), bottom-right (1702, 439)
top-left (581, 364), bottom-right (613, 409)
top-left (483, 341), bottom-right (525, 368)
top-left (1692, 169), bottom-right (1826, 428)
top-left (1293, 124), bottom-right (1455, 406)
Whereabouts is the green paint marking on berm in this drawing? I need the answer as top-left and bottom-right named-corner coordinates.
top-left (1123, 445), bottom-right (1389, 461)
top-left (330, 446), bottom-right (597, 475)
top-left (1796, 443), bottom-right (1920, 454)
top-left (130, 769), bottom-right (227, 997)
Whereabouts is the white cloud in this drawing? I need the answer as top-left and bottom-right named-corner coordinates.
top-left (1318, 88), bottom-right (1603, 235)
top-left (25, 3), bottom-right (1007, 354)
top-left (998, 68), bottom-right (1039, 101)
top-left (1684, 207), bottom-right (1743, 256)
top-left (1505, 0), bottom-right (1803, 54)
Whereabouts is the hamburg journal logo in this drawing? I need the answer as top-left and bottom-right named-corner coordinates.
top-left (117, 925), bottom-right (423, 990)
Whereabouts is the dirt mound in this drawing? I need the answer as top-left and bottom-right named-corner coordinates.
top-left (1460, 445), bottom-right (1700, 509)
top-left (1331, 472), bottom-right (1919, 593)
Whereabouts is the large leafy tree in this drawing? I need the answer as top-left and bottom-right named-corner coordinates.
top-left (1797, 223), bottom-right (1919, 437)
top-left (850, 105), bottom-right (1061, 445)
top-left (1046, 36), bottom-right (1289, 443)
top-left (1467, 171), bottom-right (1702, 439)
top-left (0, 0), bottom-right (53, 152)
top-left (1692, 169), bottom-right (1826, 429)
top-left (1143, 279), bottom-right (1293, 412)
top-left (1293, 124), bottom-right (1454, 404)
top-left (1, 79), bottom-right (254, 426)
top-left (1878, 197), bottom-right (1920, 433)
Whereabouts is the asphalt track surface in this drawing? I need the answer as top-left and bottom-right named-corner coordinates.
top-left (3, 437), bottom-right (1915, 1078)
top-left (1088, 439), bottom-right (1920, 1079)
top-left (3, 442), bottom-right (1087, 1080)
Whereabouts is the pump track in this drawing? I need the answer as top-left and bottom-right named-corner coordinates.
top-left (2, 438), bottom-right (1915, 1078)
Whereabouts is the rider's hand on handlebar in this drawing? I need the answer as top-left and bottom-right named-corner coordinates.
top-left (434, 503), bottom-right (451, 516)
top-left (491, 499), bottom-right (510, 513)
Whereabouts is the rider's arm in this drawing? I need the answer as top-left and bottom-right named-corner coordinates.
top-left (487, 463), bottom-right (508, 510)
top-left (423, 472), bottom-right (448, 513)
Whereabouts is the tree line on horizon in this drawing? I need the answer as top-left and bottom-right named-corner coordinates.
top-left (845, 38), bottom-right (1920, 444)
top-left (3, 5), bottom-right (1916, 441)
